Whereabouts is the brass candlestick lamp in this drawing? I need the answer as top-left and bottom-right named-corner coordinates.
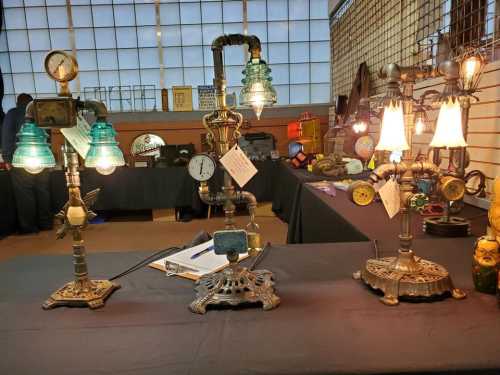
top-left (349, 62), bottom-right (467, 305)
top-left (12, 50), bottom-right (125, 309)
top-left (187, 34), bottom-right (280, 314)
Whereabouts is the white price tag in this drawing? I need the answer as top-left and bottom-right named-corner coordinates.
top-left (219, 144), bottom-right (258, 188)
top-left (378, 178), bottom-right (400, 219)
top-left (60, 115), bottom-right (91, 158)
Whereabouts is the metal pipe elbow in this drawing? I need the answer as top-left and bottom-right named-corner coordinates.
top-left (411, 161), bottom-right (440, 177)
top-left (236, 190), bottom-right (257, 208)
top-left (83, 100), bottom-right (108, 121)
top-left (370, 163), bottom-right (407, 182)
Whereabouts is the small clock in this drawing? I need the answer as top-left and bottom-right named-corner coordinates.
top-left (348, 180), bottom-right (376, 206)
top-left (188, 154), bottom-right (216, 182)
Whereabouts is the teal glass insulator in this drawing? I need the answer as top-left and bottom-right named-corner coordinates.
top-left (85, 121), bottom-right (125, 175)
top-left (239, 58), bottom-right (277, 119)
top-left (12, 121), bottom-right (56, 174)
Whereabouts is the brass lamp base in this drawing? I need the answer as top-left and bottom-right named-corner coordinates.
top-left (189, 264), bottom-right (280, 314)
top-left (42, 279), bottom-right (120, 310)
top-left (353, 250), bottom-right (466, 306)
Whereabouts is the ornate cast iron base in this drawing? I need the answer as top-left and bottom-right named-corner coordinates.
top-left (189, 264), bottom-right (280, 314)
top-left (43, 279), bottom-right (120, 310)
top-left (353, 250), bottom-right (466, 306)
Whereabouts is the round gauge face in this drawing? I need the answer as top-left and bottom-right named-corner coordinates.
top-left (349, 181), bottom-right (376, 206)
top-left (441, 177), bottom-right (465, 201)
top-left (188, 154), bottom-right (216, 182)
top-left (44, 50), bottom-right (78, 82)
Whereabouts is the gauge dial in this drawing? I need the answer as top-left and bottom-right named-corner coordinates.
top-left (44, 50), bottom-right (78, 82)
top-left (348, 181), bottom-right (376, 206)
top-left (440, 176), bottom-right (465, 201)
top-left (188, 154), bottom-right (216, 182)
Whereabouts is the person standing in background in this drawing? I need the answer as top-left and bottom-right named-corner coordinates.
top-left (1, 93), bottom-right (53, 234)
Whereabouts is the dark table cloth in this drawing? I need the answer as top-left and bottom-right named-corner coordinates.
top-left (0, 171), bottom-right (17, 237)
top-left (271, 161), bottom-right (369, 223)
top-left (49, 161), bottom-right (277, 213)
top-left (1, 239), bottom-right (499, 374)
top-left (288, 184), bottom-right (488, 244)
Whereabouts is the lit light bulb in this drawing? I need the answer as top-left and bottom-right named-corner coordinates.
top-left (353, 121), bottom-right (368, 133)
top-left (375, 102), bottom-right (409, 152)
top-left (430, 98), bottom-right (467, 148)
top-left (95, 158), bottom-right (117, 175)
top-left (464, 57), bottom-right (479, 86)
top-left (415, 116), bottom-right (425, 135)
top-left (24, 157), bottom-right (44, 174)
top-left (250, 82), bottom-right (265, 120)
top-left (389, 150), bottom-right (402, 163)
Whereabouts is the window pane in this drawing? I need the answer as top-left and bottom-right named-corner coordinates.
top-left (267, 0), bottom-right (287, 21)
top-left (3, 95), bottom-right (16, 112)
top-left (289, 0), bottom-right (309, 20)
top-left (203, 46), bottom-right (214, 66)
top-left (99, 70), bottom-right (119, 87)
top-left (204, 67), bottom-right (214, 84)
top-left (12, 73), bottom-right (35, 94)
top-left (137, 26), bottom-right (157, 48)
top-left (28, 30), bottom-right (51, 51)
top-left (118, 49), bottom-right (139, 69)
top-left (223, 1), bottom-right (242, 23)
top-left (92, 5), bottom-right (114, 27)
top-left (223, 23), bottom-right (243, 34)
top-left (119, 69), bottom-right (140, 86)
top-left (224, 46), bottom-right (245, 66)
top-left (268, 22), bottom-right (288, 42)
top-left (289, 42), bottom-right (309, 63)
top-left (248, 22), bottom-right (267, 43)
top-left (289, 21), bottom-right (309, 42)
top-left (50, 29), bottom-right (71, 50)
top-left (182, 46), bottom-right (203, 67)
top-left (274, 84), bottom-right (290, 105)
top-left (7, 31), bottom-right (29, 51)
top-left (76, 50), bottom-right (97, 71)
top-left (268, 43), bottom-right (288, 64)
top-left (311, 83), bottom-right (330, 103)
top-left (248, 0), bottom-right (266, 22)
top-left (97, 50), bottom-right (118, 70)
top-left (139, 48), bottom-right (159, 69)
top-left (202, 24), bottom-right (223, 45)
top-left (269, 64), bottom-right (289, 85)
top-left (180, 3), bottom-right (201, 24)
top-left (310, 20), bottom-right (329, 41)
top-left (290, 84), bottom-right (310, 104)
top-left (95, 28), bottom-right (116, 49)
top-left (162, 26), bottom-right (181, 47)
top-left (114, 5), bottom-right (135, 27)
top-left (72, 6), bottom-right (93, 28)
top-left (0, 53), bottom-right (11, 74)
top-left (34, 73), bottom-right (56, 94)
top-left (47, 6), bottom-right (68, 28)
top-left (165, 68), bottom-right (184, 87)
top-left (140, 69), bottom-right (159, 87)
top-left (3, 74), bottom-right (14, 94)
top-left (25, 7), bottom-right (48, 29)
top-left (310, 62), bottom-right (329, 83)
top-left (181, 25), bottom-right (202, 46)
top-left (136, 4), bottom-right (156, 26)
top-left (116, 27), bottom-right (137, 48)
top-left (31, 52), bottom-right (46, 72)
top-left (290, 64), bottom-right (310, 84)
top-left (164, 47), bottom-right (182, 68)
top-left (184, 67), bottom-right (205, 87)
top-left (10, 53), bottom-right (32, 73)
top-left (310, 0), bottom-right (328, 19)
top-left (310, 41), bottom-right (329, 62)
top-left (225, 66), bottom-right (245, 86)
top-left (79, 71), bottom-right (99, 88)
top-left (5, 8), bottom-right (26, 29)
top-left (201, 2), bottom-right (222, 23)
top-left (160, 3), bottom-right (180, 25)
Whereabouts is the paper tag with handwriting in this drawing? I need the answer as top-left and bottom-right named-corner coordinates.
top-left (220, 144), bottom-right (258, 188)
top-left (378, 179), bottom-right (400, 219)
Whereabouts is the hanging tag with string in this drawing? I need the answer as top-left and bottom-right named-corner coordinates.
top-left (220, 144), bottom-right (258, 188)
top-left (378, 175), bottom-right (400, 219)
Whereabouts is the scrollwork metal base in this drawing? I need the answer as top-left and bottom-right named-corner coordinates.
top-left (42, 279), bottom-right (120, 310)
top-left (189, 264), bottom-right (280, 314)
top-left (353, 250), bottom-right (466, 306)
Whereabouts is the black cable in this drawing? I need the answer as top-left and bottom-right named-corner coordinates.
top-left (109, 246), bottom-right (180, 281)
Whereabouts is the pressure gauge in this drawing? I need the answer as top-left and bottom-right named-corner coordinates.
top-left (188, 154), bottom-right (216, 182)
top-left (348, 181), bottom-right (376, 206)
top-left (44, 50), bottom-right (78, 82)
top-left (439, 176), bottom-right (466, 202)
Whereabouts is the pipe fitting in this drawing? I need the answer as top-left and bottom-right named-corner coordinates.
top-left (83, 100), bottom-right (108, 121)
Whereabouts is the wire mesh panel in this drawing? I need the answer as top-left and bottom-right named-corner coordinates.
top-left (108, 85), bottom-right (133, 112)
top-left (330, 0), bottom-right (500, 97)
top-left (133, 85), bottom-right (157, 112)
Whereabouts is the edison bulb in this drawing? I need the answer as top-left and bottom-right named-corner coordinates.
top-left (463, 56), bottom-right (479, 88)
top-left (24, 157), bottom-right (44, 174)
top-left (250, 82), bottom-right (265, 120)
top-left (415, 117), bottom-right (425, 135)
top-left (95, 158), bottom-right (117, 175)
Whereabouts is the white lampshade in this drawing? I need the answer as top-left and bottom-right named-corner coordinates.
top-left (375, 102), bottom-right (409, 152)
top-left (430, 99), bottom-right (467, 148)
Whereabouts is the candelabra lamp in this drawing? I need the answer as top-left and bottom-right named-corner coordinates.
top-left (423, 48), bottom-right (485, 237)
top-left (187, 34), bottom-right (279, 314)
top-left (349, 62), bottom-right (466, 305)
top-left (12, 50), bottom-right (125, 309)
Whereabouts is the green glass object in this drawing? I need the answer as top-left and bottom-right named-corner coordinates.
top-left (12, 121), bottom-right (56, 174)
top-left (240, 58), bottom-right (277, 120)
top-left (85, 121), bottom-right (125, 175)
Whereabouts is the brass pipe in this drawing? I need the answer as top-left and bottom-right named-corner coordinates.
top-left (83, 99), bottom-right (108, 121)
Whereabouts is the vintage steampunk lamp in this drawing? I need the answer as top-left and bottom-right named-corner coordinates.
top-left (12, 50), bottom-right (125, 309)
top-left (423, 48), bottom-right (485, 236)
top-left (349, 62), bottom-right (467, 305)
top-left (187, 34), bottom-right (280, 314)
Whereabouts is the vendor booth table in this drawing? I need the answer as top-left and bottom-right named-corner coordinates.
top-left (1, 238), bottom-right (499, 374)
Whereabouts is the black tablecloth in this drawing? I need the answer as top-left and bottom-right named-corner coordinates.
top-left (49, 161), bottom-right (278, 213)
top-left (271, 161), bottom-right (369, 223)
top-left (1, 239), bottom-right (499, 374)
top-left (288, 184), bottom-right (488, 244)
top-left (0, 171), bottom-right (17, 237)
